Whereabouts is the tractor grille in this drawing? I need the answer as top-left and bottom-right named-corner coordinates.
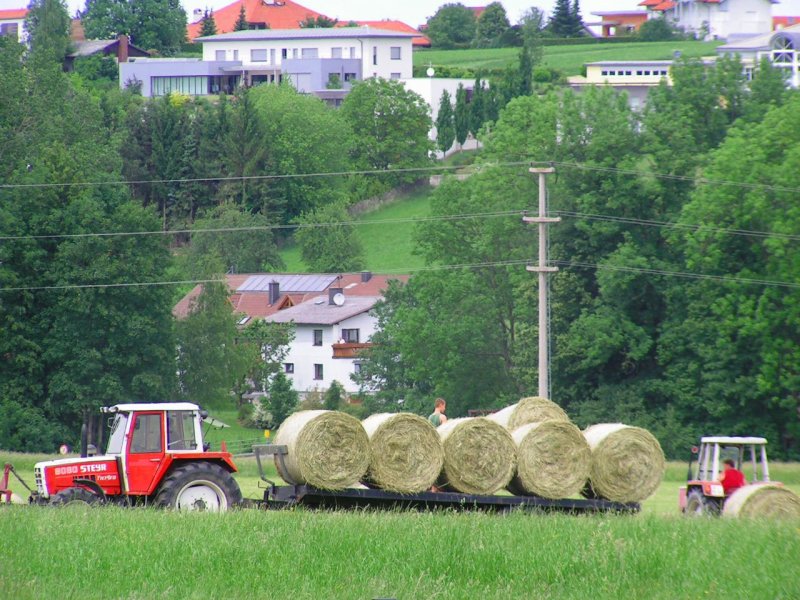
top-left (34, 466), bottom-right (44, 494)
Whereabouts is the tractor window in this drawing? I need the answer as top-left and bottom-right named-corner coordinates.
top-left (106, 413), bottom-right (128, 455)
top-left (167, 411), bottom-right (197, 451)
top-left (130, 414), bottom-right (163, 454)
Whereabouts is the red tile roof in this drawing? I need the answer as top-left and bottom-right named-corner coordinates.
top-left (638, 0), bottom-right (662, 6)
top-left (652, 1), bottom-right (676, 11)
top-left (187, 0), bottom-right (326, 41)
top-left (774, 16), bottom-right (800, 29)
top-left (346, 20), bottom-right (430, 47)
top-left (173, 272), bottom-right (408, 320)
top-left (0, 8), bottom-right (28, 19)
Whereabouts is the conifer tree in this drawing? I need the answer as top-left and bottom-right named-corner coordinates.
top-left (454, 84), bottom-right (470, 146)
top-left (233, 3), bottom-right (248, 31)
top-left (199, 9), bottom-right (217, 37)
top-left (435, 90), bottom-right (455, 153)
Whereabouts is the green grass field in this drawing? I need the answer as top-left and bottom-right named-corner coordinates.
top-left (414, 40), bottom-right (724, 76)
top-left (2, 453), bottom-right (799, 598)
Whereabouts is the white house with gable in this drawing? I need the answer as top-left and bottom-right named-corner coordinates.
top-left (641, 0), bottom-right (776, 40)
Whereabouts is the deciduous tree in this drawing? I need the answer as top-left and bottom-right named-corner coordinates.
top-left (426, 3), bottom-right (476, 49)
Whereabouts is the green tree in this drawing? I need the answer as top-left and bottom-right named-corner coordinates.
top-left (638, 17), bottom-right (675, 41)
top-left (25, 0), bottom-right (72, 61)
top-left (473, 2), bottom-right (510, 48)
top-left (294, 201), bottom-right (365, 272)
top-left (454, 83), bottom-right (470, 146)
top-left (426, 3), bottom-right (476, 49)
top-left (233, 4), bottom-right (248, 31)
top-left (435, 89), bottom-right (455, 153)
top-left (742, 57), bottom-right (788, 123)
top-left (324, 380), bottom-right (345, 410)
top-left (299, 15), bottom-right (338, 28)
top-left (268, 371), bottom-right (298, 427)
top-left (186, 204), bottom-right (285, 276)
top-left (82, 0), bottom-right (187, 56)
top-left (238, 320), bottom-right (294, 394)
top-left (548, 0), bottom-right (581, 37)
top-left (340, 78), bottom-right (433, 191)
top-left (199, 8), bottom-right (217, 37)
top-left (468, 78), bottom-right (486, 135)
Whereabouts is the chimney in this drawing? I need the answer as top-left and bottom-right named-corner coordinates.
top-left (117, 34), bottom-right (129, 63)
top-left (268, 280), bottom-right (280, 305)
top-left (328, 287), bottom-right (344, 305)
top-left (360, 271), bottom-right (372, 282)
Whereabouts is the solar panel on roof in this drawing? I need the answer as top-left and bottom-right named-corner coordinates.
top-left (236, 274), bottom-right (338, 293)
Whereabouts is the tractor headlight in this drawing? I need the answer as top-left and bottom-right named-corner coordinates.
top-left (709, 483), bottom-right (724, 497)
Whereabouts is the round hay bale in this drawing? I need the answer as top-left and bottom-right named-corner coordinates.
top-left (583, 423), bottom-right (665, 503)
top-left (438, 417), bottom-right (517, 495)
top-left (723, 484), bottom-right (800, 519)
top-left (508, 421), bottom-right (591, 499)
top-left (486, 396), bottom-right (570, 430)
top-left (273, 410), bottom-right (370, 490)
top-left (361, 413), bottom-right (443, 494)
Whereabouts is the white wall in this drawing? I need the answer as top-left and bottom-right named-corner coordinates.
top-left (202, 35), bottom-right (412, 79)
top-left (282, 311), bottom-right (377, 394)
top-left (666, 0), bottom-right (772, 40)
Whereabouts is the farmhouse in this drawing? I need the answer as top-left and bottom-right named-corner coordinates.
top-left (174, 272), bottom-right (406, 395)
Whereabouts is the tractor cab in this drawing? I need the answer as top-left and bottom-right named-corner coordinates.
top-left (679, 436), bottom-right (771, 515)
top-left (32, 403), bottom-right (241, 510)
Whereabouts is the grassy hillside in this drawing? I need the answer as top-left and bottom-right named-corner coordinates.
top-left (414, 40), bottom-right (724, 76)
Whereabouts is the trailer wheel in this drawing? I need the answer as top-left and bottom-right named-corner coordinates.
top-left (685, 490), bottom-right (720, 516)
top-left (51, 487), bottom-right (102, 507)
top-left (154, 462), bottom-right (242, 512)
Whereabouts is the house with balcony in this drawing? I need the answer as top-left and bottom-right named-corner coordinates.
top-left (173, 272), bottom-right (407, 396)
top-left (120, 26), bottom-right (414, 101)
top-left (640, 0), bottom-right (775, 40)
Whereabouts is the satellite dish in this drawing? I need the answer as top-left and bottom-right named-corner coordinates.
top-left (333, 292), bottom-right (345, 306)
top-left (426, 66), bottom-right (435, 78)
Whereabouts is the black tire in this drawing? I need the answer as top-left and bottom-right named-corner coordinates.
top-left (154, 462), bottom-right (242, 512)
top-left (685, 490), bottom-right (720, 517)
top-left (51, 487), bottom-right (102, 507)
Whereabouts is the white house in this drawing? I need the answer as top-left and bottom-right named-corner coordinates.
top-left (0, 8), bottom-right (27, 43)
top-left (173, 272), bottom-right (406, 396)
top-left (121, 26), bottom-right (415, 101)
top-left (717, 22), bottom-right (800, 87)
top-left (641, 0), bottom-right (776, 40)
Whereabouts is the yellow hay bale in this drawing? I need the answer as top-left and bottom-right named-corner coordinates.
top-left (486, 396), bottom-right (570, 430)
top-left (723, 484), bottom-right (800, 519)
top-left (361, 413), bottom-right (444, 494)
top-left (438, 417), bottom-right (517, 495)
top-left (273, 410), bottom-right (370, 490)
top-left (508, 421), bottom-right (591, 499)
top-left (583, 423), bottom-right (665, 503)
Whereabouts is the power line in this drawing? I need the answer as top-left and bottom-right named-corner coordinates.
top-left (2, 258), bottom-right (797, 292)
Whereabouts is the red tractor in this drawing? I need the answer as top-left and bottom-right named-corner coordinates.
top-left (31, 402), bottom-right (242, 511)
top-left (679, 436), bottom-right (772, 516)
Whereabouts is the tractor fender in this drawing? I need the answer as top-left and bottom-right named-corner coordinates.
top-left (71, 478), bottom-right (108, 501)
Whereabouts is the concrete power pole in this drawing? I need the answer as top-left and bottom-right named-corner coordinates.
top-left (524, 167), bottom-right (559, 399)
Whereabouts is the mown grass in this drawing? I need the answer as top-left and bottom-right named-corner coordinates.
top-left (1, 504), bottom-right (798, 599)
top-left (414, 40), bottom-right (724, 76)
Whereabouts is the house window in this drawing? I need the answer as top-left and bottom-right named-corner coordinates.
top-left (270, 49), bottom-right (276, 64)
top-left (354, 362), bottom-right (363, 374)
top-left (151, 76), bottom-right (207, 96)
top-left (233, 49), bottom-right (239, 60)
top-left (284, 363), bottom-right (294, 374)
top-left (390, 72), bottom-right (401, 80)
top-left (344, 72), bottom-right (357, 81)
top-left (215, 50), bottom-right (226, 60)
top-left (251, 49), bottom-right (267, 62)
top-left (0, 23), bottom-right (19, 37)
top-left (292, 48), bottom-right (298, 58)
top-left (373, 46), bottom-right (377, 65)
top-left (341, 329), bottom-right (360, 343)
top-left (314, 364), bottom-right (324, 380)
top-left (313, 329), bottom-right (323, 346)
top-left (636, 70), bottom-right (642, 76)
top-left (390, 46), bottom-right (401, 60)
top-left (625, 70), bottom-right (632, 75)
top-left (331, 47), bottom-right (342, 58)
top-left (281, 48), bottom-right (287, 58)
top-left (349, 46), bottom-right (356, 58)
top-left (601, 70), bottom-right (608, 76)
top-left (301, 48), bottom-right (318, 59)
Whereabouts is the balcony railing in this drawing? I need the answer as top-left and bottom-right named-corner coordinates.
top-left (332, 342), bottom-right (372, 358)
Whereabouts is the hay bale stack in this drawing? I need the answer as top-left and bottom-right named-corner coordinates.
top-left (273, 410), bottom-right (370, 490)
top-left (487, 396), bottom-right (570, 430)
top-left (583, 423), bottom-right (665, 503)
top-left (723, 484), bottom-right (800, 519)
top-left (362, 413), bottom-right (443, 494)
top-left (508, 421), bottom-right (591, 499)
top-left (438, 417), bottom-right (517, 495)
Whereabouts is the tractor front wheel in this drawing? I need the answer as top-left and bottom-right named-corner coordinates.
top-left (685, 490), bottom-right (720, 516)
top-left (51, 487), bottom-right (102, 507)
top-left (154, 462), bottom-right (242, 512)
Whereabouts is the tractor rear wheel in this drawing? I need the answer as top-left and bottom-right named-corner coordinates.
top-left (51, 487), bottom-right (102, 507)
top-left (154, 462), bottom-right (242, 512)
top-left (685, 490), bottom-right (720, 516)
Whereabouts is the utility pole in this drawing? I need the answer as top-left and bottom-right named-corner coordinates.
top-left (524, 167), bottom-right (559, 399)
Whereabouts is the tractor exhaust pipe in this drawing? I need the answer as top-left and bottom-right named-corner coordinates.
top-left (80, 421), bottom-right (88, 458)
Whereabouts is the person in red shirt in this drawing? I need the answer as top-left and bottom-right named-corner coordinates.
top-left (720, 458), bottom-right (746, 495)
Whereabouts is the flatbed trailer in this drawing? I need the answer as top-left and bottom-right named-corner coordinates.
top-left (253, 444), bottom-right (639, 514)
